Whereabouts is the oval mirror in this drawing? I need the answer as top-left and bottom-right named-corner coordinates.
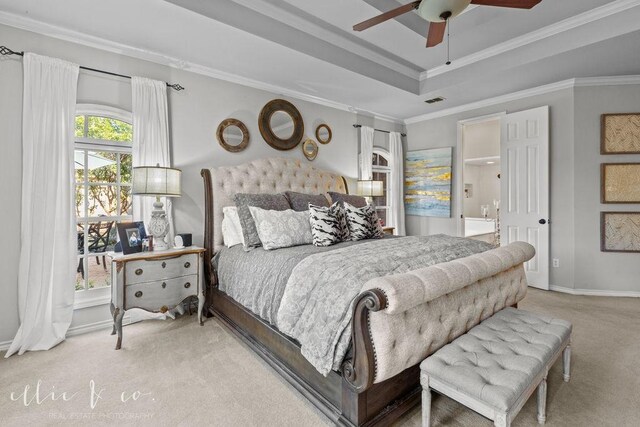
top-left (259, 99), bottom-right (304, 150)
top-left (316, 124), bottom-right (332, 144)
top-left (216, 118), bottom-right (249, 153)
top-left (302, 139), bottom-right (318, 161)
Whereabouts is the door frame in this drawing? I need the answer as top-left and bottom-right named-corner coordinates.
top-left (455, 112), bottom-right (506, 238)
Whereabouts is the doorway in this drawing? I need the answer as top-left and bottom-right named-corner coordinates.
top-left (457, 107), bottom-right (550, 290)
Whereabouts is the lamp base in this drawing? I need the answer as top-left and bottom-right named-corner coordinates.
top-left (147, 197), bottom-right (170, 251)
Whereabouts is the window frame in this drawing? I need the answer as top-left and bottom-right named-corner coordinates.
top-left (372, 148), bottom-right (391, 223)
top-left (74, 104), bottom-right (133, 307)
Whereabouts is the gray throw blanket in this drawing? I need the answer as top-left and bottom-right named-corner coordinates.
top-left (276, 234), bottom-right (493, 375)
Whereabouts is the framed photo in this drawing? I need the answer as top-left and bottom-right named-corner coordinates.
top-left (601, 212), bottom-right (640, 253)
top-left (116, 222), bottom-right (147, 255)
top-left (601, 113), bottom-right (640, 154)
top-left (601, 163), bottom-right (640, 203)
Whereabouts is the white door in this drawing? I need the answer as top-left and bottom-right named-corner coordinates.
top-left (500, 106), bottom-right (549, 290)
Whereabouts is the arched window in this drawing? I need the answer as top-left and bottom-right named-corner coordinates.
top-left (75, 105), bottom-right (133, 292)
top-left (372, 149), bottom-right (390, 226)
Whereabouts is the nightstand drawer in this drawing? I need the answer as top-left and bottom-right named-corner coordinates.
top-left (125, 253), bottom-right (197, 284)
top-left (125, 275), bottom-right (198, 312)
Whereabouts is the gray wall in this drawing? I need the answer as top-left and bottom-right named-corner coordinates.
top-left (572, 85), bottom-right (640, 292)
top-left (406, 89), bottom-right (575, 289)
top-left (0, 24), bottom-right (368, 344)
top-left (407, 85), bottom-right (640, 293)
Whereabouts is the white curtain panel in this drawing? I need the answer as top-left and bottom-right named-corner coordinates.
top-left (131, 77), bottom-right (175, 246)
top-left (6, 54), bottom-right (79, 358)
top-left (359, 126), bottom-right (374, 180)
top-left (388, 132), bottom-right (406, 236)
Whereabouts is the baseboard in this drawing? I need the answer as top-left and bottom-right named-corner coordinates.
top-left (550, 285), bottom-right (640, 298)
top-left (0, 315), bottom-right (135, 353)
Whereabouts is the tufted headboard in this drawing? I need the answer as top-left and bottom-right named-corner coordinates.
top-left (202, 158), bottom-right (348, 254)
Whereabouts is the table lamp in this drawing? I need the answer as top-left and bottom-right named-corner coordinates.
top-left (132, 164), bottom-right (182, 251)
top-left (356, 180), bottom-right (384, 205)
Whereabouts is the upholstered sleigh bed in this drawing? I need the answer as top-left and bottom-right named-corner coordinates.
top-left (200, 158), bottom-right (534, 426)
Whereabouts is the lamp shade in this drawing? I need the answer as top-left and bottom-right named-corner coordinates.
top-left (356, 180), bottom-right (384, 197)
top-left (132, 165), bottom-right (182, 197)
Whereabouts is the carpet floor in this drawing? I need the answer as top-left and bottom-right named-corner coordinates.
top-left (1, 289), bottom-right (638, 426)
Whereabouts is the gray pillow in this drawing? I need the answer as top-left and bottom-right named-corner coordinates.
top-left (234, 193), bottom-right (291, 250)
top-left (249, 207), bottom-right (312, 250)
top-left (284, 191), bottom-right (329, 211)
top-left (328, 192), bottom-right (367, 208)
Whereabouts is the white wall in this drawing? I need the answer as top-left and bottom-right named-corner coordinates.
top-left (464, 164), bottom-right (500, 219)
top-left (0, 23), bottom-right (370, 344)
top-left (407, 84), bottom-right (640, 294)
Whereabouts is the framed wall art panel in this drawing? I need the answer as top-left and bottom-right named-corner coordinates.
top-left (601, 212), bottom-right (640, 253)
top-left (404, 147), bottom-right (453, 217)
top-left (601, 163), bottom-right (640, 204)
top-left (601, 113), bottom-right (640, 154)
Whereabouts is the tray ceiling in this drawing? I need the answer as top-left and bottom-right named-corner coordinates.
top-left (1, 0), bottom-right (640, 121)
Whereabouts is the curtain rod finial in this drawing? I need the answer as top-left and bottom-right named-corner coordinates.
top-left (167, 83), bottom-right (184, 91)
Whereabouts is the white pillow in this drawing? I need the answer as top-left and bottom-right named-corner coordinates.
top-left (222, 206), bottom-right (244, 248)
top-left (248, 207), bottom-right (312, 250)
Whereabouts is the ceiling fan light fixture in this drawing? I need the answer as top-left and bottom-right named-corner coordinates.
top-left (417, 0), bottom-right (472, 22)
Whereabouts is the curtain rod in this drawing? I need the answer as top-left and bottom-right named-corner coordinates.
top-left (353, 124), bottom-right (406, 137)
top-left (0, 45), bottom-right (185, 91)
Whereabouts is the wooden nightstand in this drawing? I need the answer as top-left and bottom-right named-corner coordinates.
top-left (382, 226), bottom-right (395, 235)
top-left (108, 246), bottom-right (206, 350)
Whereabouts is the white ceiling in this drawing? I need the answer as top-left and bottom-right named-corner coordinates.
top-left (1, 0), bottom-right (640, 122)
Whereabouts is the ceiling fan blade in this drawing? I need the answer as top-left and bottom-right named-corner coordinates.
top-left (470, 0), bottom-right (542, 8)
top-left (353, 1), bottom-right (421, 31)
top-left (426, 21), bottom-right (446, 47)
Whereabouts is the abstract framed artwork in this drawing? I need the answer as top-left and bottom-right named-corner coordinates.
top-left (601, 113), bottom-right (640, 154)
top-left (601, 163), bottom-right (640, 203)
top-left (405, 147), bottom-right (453, 217)
top-left (601, 212), bottom-right (640, 253)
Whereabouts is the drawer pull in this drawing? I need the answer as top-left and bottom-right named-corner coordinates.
top-left (162, 262), bottom-right (167, 268)
top-left (161, 282), bottom-right (167, 289)
top-left (184, 262), bottom-right (191, 268)
top-left (135, 268), bottom-right (143, 276)
top-left (184, 282), bottom-right (191, 289)
top-left (135, 291), bottom-right (143, 298)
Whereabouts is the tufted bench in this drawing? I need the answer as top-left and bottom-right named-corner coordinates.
top-left (420, 308), bottom-right (572, 427)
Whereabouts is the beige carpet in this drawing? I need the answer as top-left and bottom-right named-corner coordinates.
top-left (1, 289), bottom-right (639, 426)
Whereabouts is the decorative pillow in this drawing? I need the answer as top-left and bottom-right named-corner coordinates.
top-left (344, 202), bottom-right (384, 241)
top-left (284, 191), bottom-right (330, 211)
top-left (249, 207), bottom-right (312, 250)
top-left (309, 202), bottom-right (349, 247)
top-left (328, 192), bottom-right (367, 208)
top-left (234, 193), bottom-right (291, 250)
top-left (221, 206), bottom-right (244, 248)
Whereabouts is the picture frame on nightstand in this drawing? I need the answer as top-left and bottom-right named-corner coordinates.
top-left (116, 221), bottom-right (147, 254)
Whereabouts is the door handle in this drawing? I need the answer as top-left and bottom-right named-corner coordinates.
top-left (539, 219), bottom-right (547, 225)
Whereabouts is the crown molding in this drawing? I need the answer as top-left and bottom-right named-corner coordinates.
top-left (0, 11), bottom-right (404, 125)
top-left (405, 75), bottom-right (640, 124)
top-left (420, 0), bottom-right (640, 81)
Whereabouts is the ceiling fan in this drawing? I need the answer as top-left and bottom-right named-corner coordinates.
top-left (353, 0), bottom-right (542, 49)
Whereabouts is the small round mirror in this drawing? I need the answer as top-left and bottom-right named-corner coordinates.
top-left (216, 119), bottom-right (249, 153)
top-left (316, 124), bottom-right (332, 144)
top-left (302, 139), bottom-right (318, 161)
top-left (270, 111), bottom-right (295, 140)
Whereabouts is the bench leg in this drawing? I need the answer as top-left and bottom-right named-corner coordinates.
top-left (563, 344), bottom-right (571, 382)
top-left (494, 413), bottom-right (510, 427)
top-left (421, 386), bottom-right (431, 427)
top-left (537, 374), bottom-right (547, 424)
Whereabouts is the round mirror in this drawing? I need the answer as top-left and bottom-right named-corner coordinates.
top-left (259, 99), bottom-right (304, 150)
top-left (270, 111), bottom-right (295, 140)
top-left (316, 124), bottom-right (332, 144)
top-left (216, 119), bottom-right (249, 153)
top-left (302, 139), bottom-right (318, 161)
